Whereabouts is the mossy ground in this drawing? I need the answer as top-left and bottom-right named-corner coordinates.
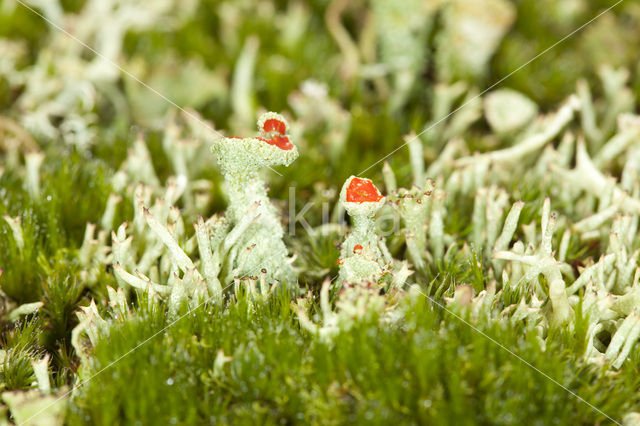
top-left (65, 290), bottom-right (640, 425)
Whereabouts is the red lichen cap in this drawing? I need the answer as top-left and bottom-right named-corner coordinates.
top-left (256, 135), bottom-right (293, 151)
top-left (268, 134), bottom-right (293, 150)
top-left (228, 135), bottom-right (293, 151)
top-left (262, 118), bottom-right (287, 135)
top-left (346, 177), bottom-right (383, 203)
top-left (254, 113), bottom-right (294, 150)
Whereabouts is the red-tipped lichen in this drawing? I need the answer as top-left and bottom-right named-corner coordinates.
top-left (346, 177), bottom-right (384, 203)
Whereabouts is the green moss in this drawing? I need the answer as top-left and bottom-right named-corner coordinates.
top-left (0, 150), bottom-right (115, 303)
top-left (0, 319), bottom-right (43, 391)
top-left (68, 292), bottom-right (640, 424)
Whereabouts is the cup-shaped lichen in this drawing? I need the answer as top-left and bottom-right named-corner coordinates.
top-left (211, 112), bottom-right (298, 285)
top-left (338, 176), bottom-right (386, 284)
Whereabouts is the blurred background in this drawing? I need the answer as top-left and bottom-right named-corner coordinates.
top-left (1, 0), bottom-right (638, 187)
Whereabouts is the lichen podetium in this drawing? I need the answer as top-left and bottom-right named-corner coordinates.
top-left (338, 176), bottom-right (386, 285)
top-left (211, 112), bottom-right (298, 286)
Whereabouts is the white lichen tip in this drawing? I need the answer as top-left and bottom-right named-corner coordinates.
top-left (340, 175), bottom-right (386, 217)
